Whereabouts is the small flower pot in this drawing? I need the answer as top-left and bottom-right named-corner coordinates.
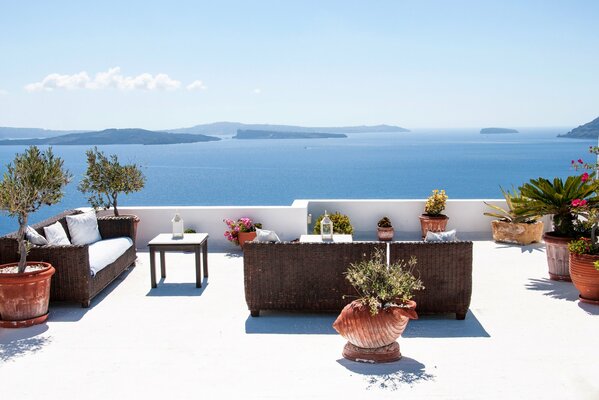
top-left (569, 253), bottom-right (599, 304)
top-left (377, 227), bottom-right (394, 241)
top-left (419, 214), bottom-right (449, 239)
top-left (238, 231), bottom-right (257, 249)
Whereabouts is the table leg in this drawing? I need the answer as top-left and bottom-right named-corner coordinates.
top-left (150, 247), bottom-right (157, 288)
top-left (195, 245), bottom-right (202, 288)
top-left (203, 240), bottom-right (208, 278)
top-left (160, 250), bottom-right (166, 278)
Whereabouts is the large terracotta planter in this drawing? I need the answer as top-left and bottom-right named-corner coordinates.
top-left (491, 220), bottom-right (544, 245)
top-left (238, 231), bottom-right (257, 249)
top-left (543, 232), bottom-right (572, 281)
top-left (419, 214), bottom-right (449, 239)
top-left (0, 262), bottom-right (55, 328)
top-left (377, 227), bottom-right (394, 241)
top-left (333, 300), bottom-right (417, 363)
top-left (569, 253), bottom-right (599, 305)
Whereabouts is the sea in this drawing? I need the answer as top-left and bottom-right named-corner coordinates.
top-left (0, 127), bottom-right (595, 235)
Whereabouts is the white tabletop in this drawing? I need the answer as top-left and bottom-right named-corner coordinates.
top-left (299, 234), bottom-right (353, 243)
top-left (148, 233), bottom-right (209, 246)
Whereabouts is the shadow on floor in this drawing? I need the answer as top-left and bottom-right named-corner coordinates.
top-left (225, 252), bottom-right (243, 259)
top-left (146, 279), bottom-right (208, 297)
top-left (525, 278), bottom-right (579, 301)
top-left (0, 324), bottom-right (51, 363)
top-left (337, 356), bottom-right (435, 390)
top-left (403, 311), bottom-right (490, 338)
top-left (578, 301), bottom-right (599, 315)
top-left (495, 242), bottom-right (545, 254)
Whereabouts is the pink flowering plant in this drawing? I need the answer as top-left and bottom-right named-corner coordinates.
top-left (223, 217), bottom-right (262, 245)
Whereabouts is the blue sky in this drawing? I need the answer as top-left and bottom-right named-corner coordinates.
top-left (0, 0), bottom-right (597, 130)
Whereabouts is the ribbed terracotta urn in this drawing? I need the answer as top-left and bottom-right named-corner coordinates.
top-left (377, 227), bottom-right (394, 241)
top-left (0, 262), bottom-right (55, 328)
top-left (543, 232), bottom-right (572, 281)
top-left (238, 231), bottom-right (257, 249)
top-left (333, 300), bottom-right (417, 363)
top-left (419, 214), bottom-right (449, 239)
top-left (569, 253), bottom-right (599, 305)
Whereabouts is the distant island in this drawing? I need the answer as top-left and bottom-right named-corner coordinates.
top-left (234, 130), bottom-right (347, 140)
top-left (558, 116), bottom-right (599, 139)
top-left (0, 128), bottom-right (221, 146)
top-left (480, 128), bottom-right (519, 134)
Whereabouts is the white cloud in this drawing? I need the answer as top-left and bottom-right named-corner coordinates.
top-left (25, 67), bottom-right (181, 92)
top-left (186, 80), bottom-right (207, 91)
top-left (253, 88), bottom-right (261, 94)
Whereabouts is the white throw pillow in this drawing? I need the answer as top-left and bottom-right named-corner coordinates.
top-left (25, 226), bottom-right (48, 245)
top-left (66, 211), bottom-right (102, 245)
top-left (43, 221), bottom-right (71, 245)
top-left (255, 228), bottom-right (281, 243)
top-left (424, 229), bottom-right (458, 242)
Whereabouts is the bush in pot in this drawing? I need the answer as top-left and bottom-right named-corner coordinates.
top-left (419, 189), bottom-right (448, 238)
top-left (223, 217), bottom-right (262, 248)
top-left (567, 229), bottom-right (599, 305)
top-left (376, 216), bottom-right (394, 241)
top-left (0, 146), bottom-right (71, 327)
top-left (313, 211), bottom-right (354, 235)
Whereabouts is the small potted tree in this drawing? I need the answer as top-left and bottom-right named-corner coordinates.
top-left (0, 146), bottom-right (71, 328)
top-left (419, 189), bottom-right (448, 238)
top-left (313, 211), bottom-right (354, 235)
top-left (377, 216), bottom-right (394, 241)
top-left (78, 147), bottom-right (145, 242)
top-left (333, 249), bottom-right (423, 363)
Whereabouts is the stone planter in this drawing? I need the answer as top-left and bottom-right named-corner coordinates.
top-left (419, 214), bottom-right (449, 239)
top-left (377, 227), bottom-right (394, 241)
top-left (543, 232), bottom-right (572, 281)
top-left (569, 253), bottom-right (599, 305)
top-left (491, 220), bottom-right (544, 245)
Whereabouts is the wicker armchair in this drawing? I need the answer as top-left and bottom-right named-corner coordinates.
top-left (0, 210), bottom-right (137, 307)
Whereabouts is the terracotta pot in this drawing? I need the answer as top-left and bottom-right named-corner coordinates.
top-left (377, 227), bottom-right (394, 241)
top-left (569, 253), bottom-right (599, 304)
top-left (543, 232), bottom-right (572, 281)
top-left (0, 262), bottom-right (55, 328)
top-left (333, 300), bottom-right (417, 363)
top-left (419, 214), bottom-right (449, 239)
top-left (491, 220), bottom-right (544, 245)
top-left (238, 231), bottom-right (257, 249)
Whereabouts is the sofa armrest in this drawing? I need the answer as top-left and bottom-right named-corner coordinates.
top-left (98, 216), bottom-right (135, 240)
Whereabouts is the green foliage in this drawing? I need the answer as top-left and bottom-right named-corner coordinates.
top-left (513, 176), bottom-right (598, 237)
top-left (344, 248), bottom-right (424, 316)
top-left (78, 147), bottom-right (145, 216)
top-left (484, 186), bottom-right (539, 223)
top-left (0, 146), bottom-right (71, 272)
top-left (568, 237), bottom-right (599, 255)
top-left (424, 189), bottom-right (447, 216)
top-left (377, 216), bottom-right (392, 228)
top-left (313, 211), bottom-right (354, 234)
top-left (184, 228), bottom-right (196, 234)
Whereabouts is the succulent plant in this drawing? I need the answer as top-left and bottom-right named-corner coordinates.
top-left (424, 189), bottom-right (448, 216)
top-left (377, 216), bottom-right (393, 228)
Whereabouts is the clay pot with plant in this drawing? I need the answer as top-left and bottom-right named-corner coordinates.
top-left (377, 216), bottom-right (394, 241)
top-left (419, 189), bottom-right (449, 239)
top-left (0, 146), bottom-right (71, 328)
top-left (223, 217), bottom-right (262, 248)
top-left (333, 249), bottom-right (423, 363)
top-left (567, 229), bottom-right (599, 305)
top-left (313, 212), bottom-right (354, 235)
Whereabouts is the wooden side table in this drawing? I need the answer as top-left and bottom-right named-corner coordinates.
top-left (148, 233), bottom-right (209, 288)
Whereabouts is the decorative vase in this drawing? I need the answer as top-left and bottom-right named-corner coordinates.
top-left (238, 231), bottom-right (257, 249)
top-left (490, 220), bottom-right (544, 245)
top-left (377, 227), bottom-right (394, 241)
top-left (569, 253), bottom-right (599, 305)
top-left (0, 262), bottom-right (55, 328)
top-left (419, 214), bottom-right (449, 239)
top-left (333, 300), bottom-right (417, 363)
top-left (543, 232), bottom-right (572, 281)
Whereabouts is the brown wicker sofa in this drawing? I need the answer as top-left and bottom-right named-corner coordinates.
top-left (0, 210), bottom-right (137, 307)
top-left (243, 240), bottom-right (472, 319)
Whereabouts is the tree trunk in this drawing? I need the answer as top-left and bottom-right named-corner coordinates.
top-left (17, 214), bottom-right (28, 273)
top-left (112, 193), bottom-right (119, 216)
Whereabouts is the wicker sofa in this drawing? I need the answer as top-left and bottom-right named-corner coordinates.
top-left (243, 240), bottom-right (472, 319)
top-left (0, 210), bottom-right (137, 307)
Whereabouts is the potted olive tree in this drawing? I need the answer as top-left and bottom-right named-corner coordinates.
top-left (333, 249), bottom-right (423, 363)
top-left (419, 189), bottom-right (448, 238)
top-left (0, 146), bottom-right (71, 328)
top-left (78, 147), bottom-right (145, 242)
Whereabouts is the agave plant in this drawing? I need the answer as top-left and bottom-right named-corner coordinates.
top-left (484, 187), bottom-right (539, 224)
top-left (512, 175), bottom-right (599, 237)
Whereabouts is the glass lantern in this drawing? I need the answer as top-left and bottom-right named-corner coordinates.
top-left (172, 212), bottom-right (184, 239)
top-left (321, 210), bottom-right (333, 240)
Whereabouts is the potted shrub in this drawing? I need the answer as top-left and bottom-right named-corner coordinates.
top-left (0, 146), bottom-right (71, 328)
top-left (484, 187), bottom-right (544, 245)
top-left (567, 234), bottom-right (599, 304)
top-left (513, 175), bottom-right (598, 281)
top-left (377, 216), bottom-right (394, 241)
top-left (419, 189), bottom-right (448, 238)
top-left (78, 147), bottom-right (145, 243)
top-left (223, 217), bottom-right (262, 248)
top-left (313, 211), bottom-right (354, 235)
top-left (333, 249), bottom-right (423, 363)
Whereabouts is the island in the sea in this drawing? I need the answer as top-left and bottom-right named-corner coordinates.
top-left (234, 130), bottom-right (347, 140)
top-left (558, 116), bottom-right (599, 139)
top-left (480, 127), bottom-right (519, 134)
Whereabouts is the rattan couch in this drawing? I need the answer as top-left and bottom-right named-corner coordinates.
top-left (243, 240), bottom-right (472, 319)
top-left (0, 210), bottom-right (137, 307)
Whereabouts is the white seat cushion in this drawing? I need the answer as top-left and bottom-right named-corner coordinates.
top-left (424, 229), bottom-right (458, 242)
top-left (44, 221), bottom-right (71, 245)
top-left (254, 228), bottom-right (281, 243)
top-left (26, 226), bottom-right (48, 245)
top-left (88, 237), bottom-right (133, 276)
top-left (66, 211), bottom-right (102, 245)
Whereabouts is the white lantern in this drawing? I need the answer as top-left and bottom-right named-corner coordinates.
top-left (321, 210), bottom-right (333, 240)
top-left (172, 212), bottom-right (184, 239)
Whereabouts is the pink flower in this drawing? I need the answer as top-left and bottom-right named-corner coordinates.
top-left (572, 160), bottom-right (575, 164)
top-left (578, 159), bottom-right (584, 164)
top-left (582, 172), bottom-right (590, 182)
top-left (571, 199), bottom-right (587, 207)
top-left (580, 199), bottom-right (587, 206)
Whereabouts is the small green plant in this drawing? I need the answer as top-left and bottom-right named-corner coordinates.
top-left (484, 186), bottom-right (539, 223)
top-left (344, 248), bottom-right (424, 316)
top-left (184, 228), bottom-right (196, 234)
top-left (424, 189), bottom-right (447, 216)
top-left (567, 237), bottom-right (598, 256)
top-left (377, 216), bottom-right (392, 228)
top-left (313, 211), bottom-right (354, 234)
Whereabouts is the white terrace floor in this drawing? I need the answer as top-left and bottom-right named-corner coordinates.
top-left (2, 241), bottom-right (599, 400)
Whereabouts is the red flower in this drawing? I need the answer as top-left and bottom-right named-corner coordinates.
top-left (578, 159), bottom-right (584, 164)
top-left (582, 172), bottom-right (590, 182)
top-left (572, 199), bottom-right (581, 207)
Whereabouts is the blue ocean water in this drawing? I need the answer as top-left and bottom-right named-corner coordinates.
top-left (0, 127), bottom-right (595, 235)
